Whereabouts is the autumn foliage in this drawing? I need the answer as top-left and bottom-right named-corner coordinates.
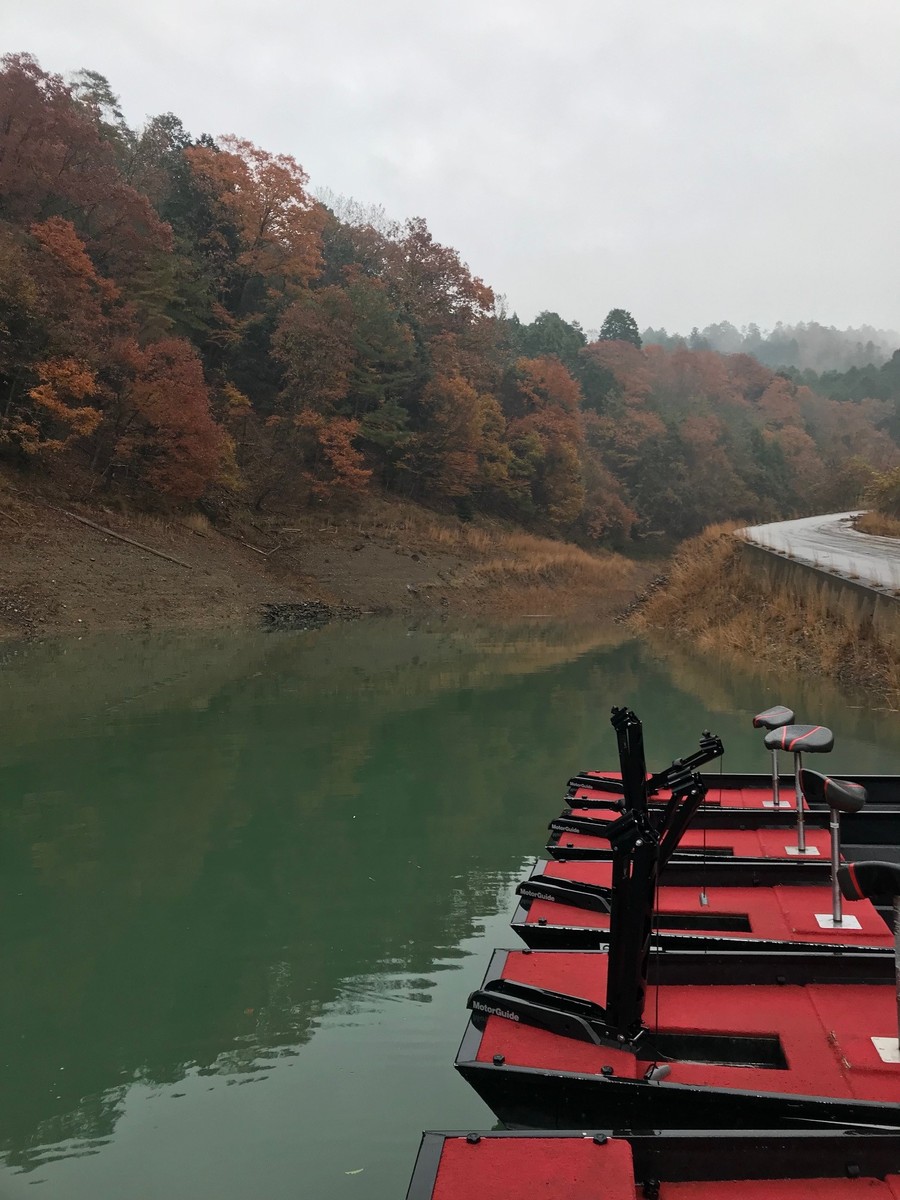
top-left (1, 53), bottom-right (898, 535)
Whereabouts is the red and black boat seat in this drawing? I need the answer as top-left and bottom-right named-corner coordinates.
top-left (764, 725), bottom-right (834, 754)
top-left (841, 861), bottom-right (900, 902)
top-left (753, 705), bottom-right (795, 730)
top-left (801, 770), bottom-right (867, 814)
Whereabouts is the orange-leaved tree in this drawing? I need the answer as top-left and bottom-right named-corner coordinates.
top-left (111, 338), bottom-right (226, 501)
top-left (185, 136), bottom-right (324, 296)
top-left (0, 54), bottom-right (171, 285)
top-left (503, 356), bottom-right (585, 527)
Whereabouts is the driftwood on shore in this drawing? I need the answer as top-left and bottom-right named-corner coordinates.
top-left (58, 509), bottom-right (194, 570)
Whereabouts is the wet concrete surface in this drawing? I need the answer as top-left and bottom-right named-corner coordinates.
top-left (741, 512), bottom-right (900, 592)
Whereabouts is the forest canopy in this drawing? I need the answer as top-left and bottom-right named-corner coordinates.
top-left (1, 53), bottom-right (898, 541)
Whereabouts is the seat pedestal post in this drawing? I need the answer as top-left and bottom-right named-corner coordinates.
top-left (771, 748), bottom-right (781, 807)
top-left (793, 750), bottom-right (807, 853)
top-left (829, 807), bottom-right (842, 924)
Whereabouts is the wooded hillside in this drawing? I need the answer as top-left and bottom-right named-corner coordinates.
top-left (2, 54), bottom-right (898, 545)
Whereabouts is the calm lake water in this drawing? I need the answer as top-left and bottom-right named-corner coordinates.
top-left (0, 619), bottom-right (897, 1199)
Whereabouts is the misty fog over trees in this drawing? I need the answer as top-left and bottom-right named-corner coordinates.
top-left (644, 321), bottom-right (900, 374)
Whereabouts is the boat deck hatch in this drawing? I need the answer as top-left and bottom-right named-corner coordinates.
top-left (643, 1031), bottom-right (788, 1070)
top-left (655, 911), bottom-right (752, 932)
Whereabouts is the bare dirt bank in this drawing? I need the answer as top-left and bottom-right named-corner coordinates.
top-left (0, 477), bottom-right (654, 640)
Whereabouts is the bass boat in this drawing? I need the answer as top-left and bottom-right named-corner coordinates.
top-left (455, 710), bottom-right (900, 1131)
top-left (406, 1129), bottom-right (900, 1200)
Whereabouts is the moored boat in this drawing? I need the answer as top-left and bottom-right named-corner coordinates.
top-left (406, 1129), bottom-right (900, 1200)
top-left (511, 855), bottom-right (895, 952)
top-left (456, 942), bottom-right (900, 1130)
top-left (457, 790), bottom-right (900, 1131)
top-left (549, 793), bottom-right (900, 854)
top-left (565, 706), bottom-right (900, 846)
top-left (526, 718), bottom-right (896, 950)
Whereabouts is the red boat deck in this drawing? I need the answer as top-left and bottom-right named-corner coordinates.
top-left (475, 951), bottom-right (900, 1103)
top-left (560, 809), bottom-right (829, 859)
top-left (523, 859), bottom-right (892, 945)
top-left (571, 782), bottom-right (798, 810)
top-left (428, 1135), bottom-right (900, 1199)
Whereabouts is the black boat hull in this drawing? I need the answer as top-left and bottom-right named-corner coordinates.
top-left (509, 897), bottom-right (895, 957)
top-left (548, 849), bottom-right (834, 884)
top-left (456, 947), bottom-right (900, 1132)
top-left (456, 1017), bottom-right (900, 1131)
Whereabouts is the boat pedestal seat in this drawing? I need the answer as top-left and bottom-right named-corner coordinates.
top-left (799, 769), bottom-right (868, 924)
top-left (841, 861), bottom-right (900, 901)
top-left (763, 726), bottom-right (834, 854)
top-left (753, 705), bottom-right (795, 731)
top-left (764, 725), bottom-right (835, 755)
top-left (754, 706), bottom-right (796, 809)
top-left (801, 770), bottom-right (867, 815)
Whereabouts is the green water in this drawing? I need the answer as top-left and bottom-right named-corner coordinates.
top-left (0, 620), bottom-right (897, 1199)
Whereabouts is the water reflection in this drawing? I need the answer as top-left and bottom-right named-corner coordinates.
top-left (0, 620), bottom-right (896, 1196)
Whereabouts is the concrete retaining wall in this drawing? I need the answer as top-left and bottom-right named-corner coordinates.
top-left (737, 538), bottom-right (900, 652)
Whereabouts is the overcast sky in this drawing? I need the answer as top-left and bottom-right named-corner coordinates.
top-left (8, 1), bottom-right (900, 335)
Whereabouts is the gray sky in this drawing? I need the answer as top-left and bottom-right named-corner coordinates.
top-left (8, 0), bottom-right (900, 334)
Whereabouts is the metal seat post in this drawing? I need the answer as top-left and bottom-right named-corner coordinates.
top-left (752, 705), bottom-right (794, 807)
top-left (802, 770), bottom-right (867, 926)
top-left (794, 749), bottom-right (807, 852)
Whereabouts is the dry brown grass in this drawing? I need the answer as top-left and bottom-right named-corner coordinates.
top-left (96, 508), bottom-right (214, 549)
top-left (855, 510), bottom-right (900, 538)
top-left (420, 521), bottom-right (639, 614)
top-left (466, 542), bottom-right (630, 588)
top-left (632, 524), bottom-right (900, 706)
top-left (268, 494), bottom-right (648, 617)
top-left (367, 503), bottom-right (633, 578)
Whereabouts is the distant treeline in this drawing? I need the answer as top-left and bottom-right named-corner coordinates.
top-left (644, 321), bottom-right (900, 374)
top-left (1, 53), bottom-right (898, 543)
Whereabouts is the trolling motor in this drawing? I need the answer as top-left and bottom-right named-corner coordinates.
top-left (839, 861), bottom-right (900, 1064)
top-left (566, 730), bottom-right (724, 802)
top-left (522, 771), bottom-right (711, 917)
top-left (470, 709), bottom-right (708, 1055)
top-left (550, 718), bottom-right (722, 853)
top-left (801, 770), bottom-right (867, 929)
top-left (610, 705), bottom-right (650, 815)
top-left (763, 724), bottom-right (833, 854)
top-left (752, 705), bottom-right (794, 807)
top-left (563, 714), bottom-right (722, 829)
